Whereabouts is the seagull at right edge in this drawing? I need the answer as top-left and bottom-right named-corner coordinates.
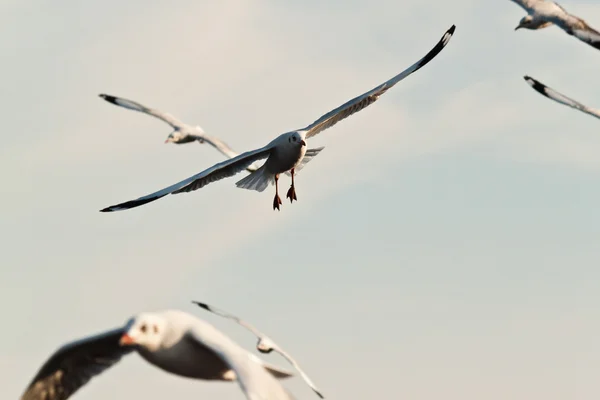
top-left (100, 25), bottom-right (456, 213)
top-left (193, 301), bottom-right (325, 399)
top-left (510, 0), bottom-right (600, 50)
top-left (523, 75), bottom-right (600, 120)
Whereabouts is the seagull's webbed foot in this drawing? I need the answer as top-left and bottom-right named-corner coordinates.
top-left (286, 185), bottom-right (297, 203)
top-left (273, 194), bottom-right (282, 211)
top-left (286, 168), bottom-right (298, 203)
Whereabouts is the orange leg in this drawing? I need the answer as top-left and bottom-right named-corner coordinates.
top-left (286, 168), bottom-right (298, 203)
top-left (273, 174), bottom-right (282, 211)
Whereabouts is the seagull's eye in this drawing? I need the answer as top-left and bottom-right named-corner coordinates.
top-left (140, 324), bottom-right (147, 333)
top-left (292, 137), bottom-right (297, 142)
top-left (153, 325), bottom-right (158, 334)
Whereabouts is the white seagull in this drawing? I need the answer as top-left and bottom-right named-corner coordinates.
top-left (20, 310), bottom-right (297, 400)
top-left (100, 24), bottom-right (455, 213)
top-left (511, 0), bottom-right (600, 50)
top-left (98, 93), bottom-right (324, 174)
top-left (193, 301), bottom-right (324, 399)
top-left (524, 75), bottom-right (600, 120)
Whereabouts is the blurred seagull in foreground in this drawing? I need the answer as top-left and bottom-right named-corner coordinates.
top-left (193, 300), bottom-right (324, 399)
top-left (21, 309), bottom-right (295, 400)
top-left (511, 0), bottom-right (600, 50)
top-left (100, 24), bottom-right (455, 213)
top-left (524, 75), bottom-right (600, 120)
top-left (99, 93), bottom-right (323, 177)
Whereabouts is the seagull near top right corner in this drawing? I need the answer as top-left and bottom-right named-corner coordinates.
top-left (523, 75), bottom-right (600, 120)
top-left (193, 300), bottom-right (325, 399)
top-left (100, 24), bottom-right (456, 213)
top-left (510, 0), bottom-right (600, 50)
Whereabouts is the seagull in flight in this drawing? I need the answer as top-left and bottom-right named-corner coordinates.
top-left (99, 93), bottom-right (323, 176)
top-left (20, 309), bottom-right (296, 400)
top-left (524, 75), bottom-right (600, 120)
top-left (100, 25), bottom-right (455, 213)
top-left (193, 301), bottom-right (324, 399)
top-left (510, 0), bottom-right (600, 50)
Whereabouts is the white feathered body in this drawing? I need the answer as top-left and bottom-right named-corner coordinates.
top-left (264, 132), bottom-right (308, 174)
top-left (236, 132), bottom-right (307, 192)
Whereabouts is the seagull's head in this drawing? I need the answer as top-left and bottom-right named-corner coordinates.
top-left (164, 132), bottom-right (180, 144)
top-left (287, 132), bottom-right (307, 147)
top-left (256, 338), bottom-right (274, 354)
top-left (120, 313), bottom-right (169, 351)
top-left (515, 15), bottom-right (531, 30)
top-left (515, 15), bottom-right (551, 31)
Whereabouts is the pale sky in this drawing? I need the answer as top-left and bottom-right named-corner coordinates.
top-left (1, 1), bottom-right (600, 399)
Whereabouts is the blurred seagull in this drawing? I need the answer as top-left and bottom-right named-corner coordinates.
top-left (524, 75), bottom-right (600, 120)
top-left (99, 93), bottom-right (323, 176)
top-left (511, 0), bottom-right (600, 50)
top-left (100, 24), bottom-right (455, 213)
top-left (20, 309), bottom-right (295, 400)
top-left (193, 300), bottom-right (324, 399)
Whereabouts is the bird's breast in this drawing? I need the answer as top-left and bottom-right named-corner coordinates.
top-left (137, 339), bottom-right (232, 381)
top-left (266, 144), bottom-right (307, 174)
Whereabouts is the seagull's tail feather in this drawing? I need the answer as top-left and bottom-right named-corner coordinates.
top-left (235, 165), bottom-right (274, 192)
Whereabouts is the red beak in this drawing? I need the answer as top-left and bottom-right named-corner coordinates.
top-left (119, 333), bottom-right (135, 346)
top-left (300, 140), bottom-right (306, 146)
top-left (164, 139), bottom-right (169, 144)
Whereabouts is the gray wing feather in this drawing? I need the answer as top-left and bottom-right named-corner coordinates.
top-left (571, 23), bottom-right (600, 50)
top-left (193, 301), bottom-right (324, 398)
top-left (100, 146), bottom-right (273, 212)
top-left (20, 328), bottom-right (132, 400)
top-left (188, 326), bottom-right (293, 400)
top-left (508, 0), bottom-right (541, 13)
top-left (299, 25), bottom-right (455, 139)
top-left (98, 94), bottom-right (186, 129)
top-left (524, 76), bottom-right (600, 120)
top-left (195, 134), bottom-right (260, 173)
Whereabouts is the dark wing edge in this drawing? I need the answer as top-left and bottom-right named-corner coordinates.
top-left (572, 23), bottom-right (600, 50)
top-left (99, 146), bottom-right (272, 212)
top-left (301, 24), bottom-right (456, 139)
top-left (21, 328), bottom-right (132, 400)
top-left (523, 75), bottom-right (600, 119)
top-left (98, 94), bottom-right (184, 129)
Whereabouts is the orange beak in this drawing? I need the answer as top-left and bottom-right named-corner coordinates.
top-left (300, 140), bottom-right (306, 146)
top-left (119, 333), bottom-right (136, 346)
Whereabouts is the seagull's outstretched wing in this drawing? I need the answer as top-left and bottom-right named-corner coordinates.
top-left (193, 134), bottom-right (263, 173)
top-left (21, 328), bottom-right (132, 400)
top-left (187, 326), bottom-right (294, 400)
top-left (297, 25), bottom-right (455, 140)
top-left (193, 301), bottom-right (324, 398)
top-left (508, 0), bottom-right (541, 14)
top-left (99, 94), bottom-right (186, 130)
top-left (100, 146), bottom-right (273, 212)
top-left (195, 133), bottom-right (246, 159)
top-left (524, 75), bottom-right (600, 120)
top-left (569, 21), bottom-right (600, 50)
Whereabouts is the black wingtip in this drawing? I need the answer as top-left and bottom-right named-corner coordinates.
top-left (523, 75), bottom-right (547, 95)
top-left (414, 24), bottom-right (456, 70)
top-left (192, 301), bottom-right (210, 311)
top-left (99, 194), bottom-right (167, 213)
top-left (99, 94), bottom-right (118, 105)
